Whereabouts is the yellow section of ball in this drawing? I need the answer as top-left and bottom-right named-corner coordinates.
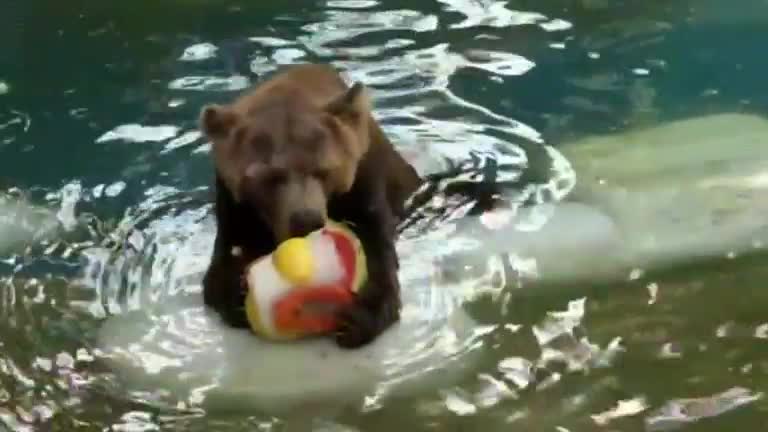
top-left (272, 237), bottom-right (314, 285)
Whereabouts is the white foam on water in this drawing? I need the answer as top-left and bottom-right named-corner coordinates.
top-left (94, 220), bottom-right (485, 414)
top-left (562, 113), bottom-right (768, 274)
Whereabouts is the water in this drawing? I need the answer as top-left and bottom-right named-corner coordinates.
top-left (2, 0), bottom-right (768, 430)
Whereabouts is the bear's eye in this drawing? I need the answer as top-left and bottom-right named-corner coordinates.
top-left (264, 170), bottom-right (287, 187)
top-left (232, 127), bottom-right (247, 148)
top-left (308, 128), bottom-right (325, 143)
top-left (250, 131), bottom-right (271, 147)
top-left (312, 169), bottom-right (330, 182)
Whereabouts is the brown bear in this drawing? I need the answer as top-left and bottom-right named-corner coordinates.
top-left (198, 63), bottom-right (421, 348)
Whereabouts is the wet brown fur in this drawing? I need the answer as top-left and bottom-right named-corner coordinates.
top-left (199, 64), bottom-right (421, 348)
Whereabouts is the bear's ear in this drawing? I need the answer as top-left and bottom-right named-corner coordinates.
top-left (325, 82), bottom-right (369, 123)
top-left (199, 104), bottom-right (237, 138)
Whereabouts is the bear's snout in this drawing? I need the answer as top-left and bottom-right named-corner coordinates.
top-left (289, 210), bottom-right (325, 238)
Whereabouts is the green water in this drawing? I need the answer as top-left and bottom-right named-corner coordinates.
top-left (2, 0), bottom-right (768, 430)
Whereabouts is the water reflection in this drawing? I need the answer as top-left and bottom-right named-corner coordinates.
top-left (646, 387), bottom-right (763, 431)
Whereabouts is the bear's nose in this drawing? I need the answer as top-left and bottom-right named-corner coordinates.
top-left (288, 210), bottom-right (325, 237)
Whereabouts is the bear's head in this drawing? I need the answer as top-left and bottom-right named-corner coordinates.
top-left (199, 83), bottom-right (370, 242)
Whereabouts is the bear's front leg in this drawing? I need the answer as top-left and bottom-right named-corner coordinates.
top-left (334, 182), bottom-right (402, 349)
top-left (202, 231), bottom-right (251, 329)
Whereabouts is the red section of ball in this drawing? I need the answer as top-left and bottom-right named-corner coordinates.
top-left (271, 228), bottom-right (359, 335)
top-left (326, 228), bottom-right (356, 291)
top-left (273, 285), bottom-right (355, 334)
